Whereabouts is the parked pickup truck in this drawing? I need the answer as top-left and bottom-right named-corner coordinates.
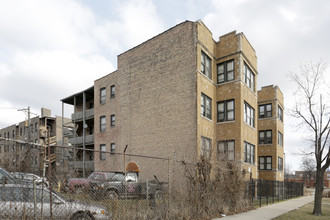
top-left (68, 172), bottom-right (115, 193)
top-left (89, 172), bottom-right (166, 200)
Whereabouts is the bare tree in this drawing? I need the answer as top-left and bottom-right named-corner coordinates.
top-left (284, 162), bottom-right (293, 180)
top-left (289, 61), bottom-right (330, 216)
top-left (301, 156), bottom-right (316, 187)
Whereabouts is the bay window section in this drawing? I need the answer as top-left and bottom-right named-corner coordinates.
top-left (259, 156), bottom-right (272, 170)
top-left (217, 60), bottom-right (234, 83)
top-left (244, 102), bottom-right (255, 127)
top-left (259, 130), bottom-right (272, 144)
top-left (201, 137), bottom-right (211, 159)
top-left (217, 100), bottom-right (234, 122)
top-left (244, 63), bottom-right (255, 92)
top-left (201, 93), bottom-right (212, 120)
top-left (217, 140), bottom-right (235, 161)
top-left (278, 105), bottom-right (283, 121)
top-left (244, 142), bottom-right (255, 164)
top-left (201, 51), bottom-right (212, 79)
top-left (259, 103), bottom-right (272, 118)
top-left (278, 157), bottom-right (283, 171)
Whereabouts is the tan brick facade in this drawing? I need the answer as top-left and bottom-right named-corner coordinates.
top-left (62, 20), bottom-right (284, 186)
top-left (257, 85), bottom-right (284, 181)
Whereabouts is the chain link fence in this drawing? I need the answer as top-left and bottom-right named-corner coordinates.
top-left (0, 138), bottom-right (305, 219)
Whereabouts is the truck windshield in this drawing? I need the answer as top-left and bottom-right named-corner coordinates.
top-left (125, 173), bottom-right (137, 182)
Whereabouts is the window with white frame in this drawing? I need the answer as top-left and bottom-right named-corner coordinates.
top-left (201, 93), bottom-right (212, 120)
top-left (201, 51), bottom-right (212, 79)
top-left (259, 103), bottom-right (272, 118)
top-left (278, 157), bottom-right (283, 171)
top-left (244, 102), bottom-right (255, 127)
top-left (217, 60), bottom-right (234, 83)
top-left (201, 137), bottom-right (211, 159)
top-left (244, 63), bottom-right (255, 91)
top-left (278, 131), bottom-right (283, 146)
top-left (100, 116), bottom-right (106, 132)
top-left (217, 140), bottom-right (235, 161)
top-left (259, 130), bottom-right (272, 144)
top-left (278, 105), bottom-right (283, 121)
top-left (244, 142), bottom-right (255, 164)
top-left (217, 100), bottom-right (234, 122)
top-left (100, 87), bottom-right (106, 104)
top-left (259, 156), bottom-right (272, 170)
top-left (100, 144), bottom-right (106, 160)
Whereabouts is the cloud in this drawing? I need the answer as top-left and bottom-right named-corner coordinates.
top-left (94, 0), bottom-right (165, 55)
top-left (0, 0), bottom-right (99, 55)
top-left (0, 0), bottom-right (166, 128)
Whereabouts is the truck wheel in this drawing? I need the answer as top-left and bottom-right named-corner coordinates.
top-left (74, 186), bottom-right (83, 194)
top-left (71, 212), bottom-right (92, 220)
top-left (108, 191), bottom-right (119, 199)
top-left (154, 190), bottom-right (163, 199)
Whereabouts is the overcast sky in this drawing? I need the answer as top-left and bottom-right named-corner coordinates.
top-left (1, 0), bottom-right (329, 171)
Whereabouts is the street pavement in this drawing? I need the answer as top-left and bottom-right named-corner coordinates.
top-left (213, 195), bottom-right (314, 220)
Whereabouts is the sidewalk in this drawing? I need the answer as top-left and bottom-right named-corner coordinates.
top-left (213, 195), bottom-right (314, 220)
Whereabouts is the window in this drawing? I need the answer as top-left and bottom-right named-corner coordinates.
top-left (259, 156), bottom-right (272, 170)
top-left (201, 137), bottom-right (211, 159)
top-left (100, 116), bottom-right (106, 132)
top-left (259, 103), bottom-right (272, 118)
top-left (100, 144), bottom-right (106, 160)
top-left (35, 156), bottom-right (38, 166)
top-left (217, 60), bottom-right (234, 83)
top-left (110, 114), bottom-right (115, 127)
top-left (100, 87), bottom-right (106, 104)
top-left (244, 102), bottom-right (255, 127)
top-left (278, 131), bottom-right (283, 146)
top-left (259, 130), bottom-right (272, 144)
top-left (35, 123), bottom-right (38, 132)
top-left (244, 142), bottom-right (255, 164)
top-left (278, 105), bottom-right (283, 121)
top-left (201, 51), bottom-right (211, 79)
top-left (30, 124), bottom-right (33, 133)
top-left (110, 85), bottom-right (115, 98)
top-left (217, 140), bottom-right (235, 161)
top-left (217, 100), bottom-right (234, 122)
top-left (244, 63), bottom-right (255, 91)
top-left (278, 157), bottom-right (283, 171)
top-left (110, 143), bottom-right (115, 154)
top-left (20, 127), bottom-right (22, 136)
top-left (201, 93), bottom-right (212, 120)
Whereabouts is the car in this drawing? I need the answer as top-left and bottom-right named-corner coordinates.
top-left (11, 172), bottom-right (49, 187)
top-left (0, 184), bottom-right (111, 219)
top-left (0, 167), bottom-right (30, 185)
top-left (68, 171), bottom-right (116, 192)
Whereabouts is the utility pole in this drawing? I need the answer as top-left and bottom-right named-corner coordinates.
top-left (18, 106), bottom-right (31, 143)
top-left (17, 106), bottom-right (31, 172)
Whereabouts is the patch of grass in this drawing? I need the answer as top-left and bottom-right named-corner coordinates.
top-left (273, 198), bottom-right (330, 220)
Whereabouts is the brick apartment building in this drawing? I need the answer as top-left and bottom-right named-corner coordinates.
top-left (0, 108), bottom-right (71, 175)
top-left (288, 170), bottom-right (330, 188)
top-left (62, 20), bottom-right (285, 184)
